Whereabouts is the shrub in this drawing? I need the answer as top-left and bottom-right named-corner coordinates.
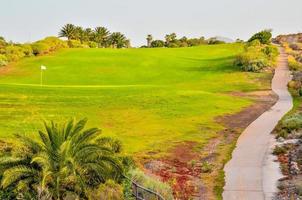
top-left (248, 30), bottom-right (272, 44)
top-left (277, 128), bottom-right (290, 139)
top-left (273, 145), bottom-right (287, 155)
top-left (288, 55), bottom-right (302, 71)
top-left (263, 45), bottom-right (279, 61)
top-left (151, 40), bottom-right (165, 48)
top-left (0, 54), bottom-right (8, 67)
top-left (201, 161), bottom-right (214, 173)
top-left (281, 113), bottom-right (302, 131)
top-left (20, 44), bottom-right (33, 57)
top-left (208, 39), bottom-right (226, 45)
top-left (288, 80), bottom-right (301, 89)
top-left (5, 45), bottom-right (26, 62)
top-left (43, 36), bottom-right (68, 50)
top-left (296, 54), bottom-right (302, 63)
top-left (235, 41), bottom-right (278, 72)
top-left (88, 41), bottom-right (98, 48)
top-left (32, 37), bottom-right (67, 55)
top-left (68, 39), bottom-right (84, 48)
top-left (88, 180), bottom-right (124, 200)
top-left (127, 168), bottom-right (174, 200)
top-left (31, 42), bottom-right (49, 55)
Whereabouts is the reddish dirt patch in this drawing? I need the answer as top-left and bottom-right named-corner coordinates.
top-left (143, 90), bottom-right (278, 200)
top-left (0, 65), bottom-right (13, 75)
top-left (144, 142), bottom-right (201, 199)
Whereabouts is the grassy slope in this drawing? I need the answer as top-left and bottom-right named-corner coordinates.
top-left (0, 44), bottom-right (271, 154)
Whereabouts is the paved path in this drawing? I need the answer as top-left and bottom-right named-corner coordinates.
top-left (223, 47), bottom-right (293, 200)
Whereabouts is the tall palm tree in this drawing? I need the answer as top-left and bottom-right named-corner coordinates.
top-left (0, 119), bottom-right (124, 199)
top-left (146, 34), bottom-right (153, 47)
top-left (58, 24), bottom-right (76, 40)
top-left (73, 26), bottom-right (84, 41)
top-left (94, 27), bottom-right (110, 47)
top-left (108, 32), bottom-right (128, 48)
top-left (81, 28), bottom-right (93, 43)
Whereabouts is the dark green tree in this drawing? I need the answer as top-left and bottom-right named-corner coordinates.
top-left (150, 40), bottom-right (165, 48)
top-left (165, 33), bottom-right (177, 47)
top-left (94, 27), bottom-right (110, 47)
top-left (248, 29), bottom-right (272, 44)
top-left (108, 32), bottom-right (129, 48)
top-left (58, 24), bottom-right (76, 40)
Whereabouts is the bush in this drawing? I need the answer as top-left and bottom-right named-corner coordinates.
top-left (277, 129), bottom-right (289, 139)
top-left (288, 55), bottom-right (302, 71)
top-left (263, 45), bottom-right (279, 60)
top-left (235, 40), bottom-right (278, 72)
top-left (273, 145), bottom-right (287, 155)
top-left (43, 37), bottom-right (68, 50)
top-left (201, 161), bottom-right (214, 173)
top-left (31, 42), bottom-right (50, 55)
top-left (208, 39), bottom-right (226, 45)
top-left (21, 44), bottom-right (34, 57)
top-left (281, 113), bottom-right (302, 131)
top-left (248, 30), bottom-right (272, 44)
top-left (88, 180), bottom-right (124, 200)
top-left (68, 39), bottom-right (84, 48)
top-left (151, 40), bottom-right (165, 48)
top-left (32, 37), bottom-right (67, 55)
top-left (288, 80), bottom-right (301, 89)
top-left (0, 54), bottom-right (8, 67)
top-left (88, 41), bottom-right (98, 48)
top-left (5, 45), bottom-right (26, 62)
top-left (127, 169), bottom-right (174, 200)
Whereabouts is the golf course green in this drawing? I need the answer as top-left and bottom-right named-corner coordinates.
top-left (0, 43), bottom-right (270, 154)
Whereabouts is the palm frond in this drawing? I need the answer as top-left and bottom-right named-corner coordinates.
top-left (1, 165), bottom-right (38, 189)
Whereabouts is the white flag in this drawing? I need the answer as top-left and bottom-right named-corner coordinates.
top-left (41, 65), bottom-right (47, 70)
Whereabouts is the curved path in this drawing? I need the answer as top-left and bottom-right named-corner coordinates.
top-left (223, 47), bottom-right (293, 200)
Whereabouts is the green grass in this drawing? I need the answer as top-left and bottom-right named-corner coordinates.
top-left (0, 44), bottom-right (271, 154)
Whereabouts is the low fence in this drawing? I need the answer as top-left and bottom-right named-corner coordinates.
top-left (124, 176), bottom-right (165, 200)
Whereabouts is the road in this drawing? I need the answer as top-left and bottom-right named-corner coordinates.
top-left (223, 47), bottom-right (293, 200)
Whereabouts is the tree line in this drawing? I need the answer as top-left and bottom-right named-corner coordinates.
top-left (143, 33), bottom-right (227, 48)
top-left (59, 24), bottom-right (131, 48)
top-left (0, 24), bottom-right (131, 67)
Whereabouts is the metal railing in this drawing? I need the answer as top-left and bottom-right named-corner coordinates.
top-left (124, 176), bottom-right (165, 200)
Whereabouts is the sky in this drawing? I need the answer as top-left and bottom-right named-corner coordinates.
top-left (0, 0), bottom-right (301, 47)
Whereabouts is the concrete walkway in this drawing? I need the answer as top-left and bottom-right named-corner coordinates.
top-left (223, 47), bottom-right (293, 200)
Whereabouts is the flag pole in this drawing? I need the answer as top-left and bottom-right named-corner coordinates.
top-left (40, 68), bottom-right (43, 86)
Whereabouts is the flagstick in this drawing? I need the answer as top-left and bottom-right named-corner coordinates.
top-left (40, 69), bottom-right (43, 86)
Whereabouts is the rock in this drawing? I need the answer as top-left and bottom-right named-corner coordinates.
top-left (290, 161), bottom-right (300, 175)
top-left (278, 137), bottom-right (285, 143)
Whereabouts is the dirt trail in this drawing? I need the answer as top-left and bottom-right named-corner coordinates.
top-left (223, 47), bottom-right (293, 200)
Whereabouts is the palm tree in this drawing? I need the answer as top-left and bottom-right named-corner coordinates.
top-left (81, 28), bottom-right (94, 43)
top-left (58, 24), bottom-right (76, 40)
top-left (146, 34), bottom-right (153, 47)
top-left (73, 26), bottom-right (84, 41)
top-left (0, 119), bottom-right (124, 199)
top-left (94, 27), bottom-right (110, 47)
top-left (108, 32), bottom-right (128, 48)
